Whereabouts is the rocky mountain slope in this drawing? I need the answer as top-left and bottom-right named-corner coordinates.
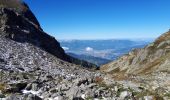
top-left (0, 37), bottom-right (140, 99)
top-left (0, 1), bottom-right (138, 100)
top-left (101, 30), bottom-right (170, 96)
top-left (0, 36), bottom-right (105, 100)
top-left (0, 1), bottom-right (97, 69)
top-left (101, 31), bottom-right (170, 74)
top-left (0, 1), bottom-right (170, 100)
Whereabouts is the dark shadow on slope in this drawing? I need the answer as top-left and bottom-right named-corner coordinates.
top-left (0, 4), bottom-right (97, 69)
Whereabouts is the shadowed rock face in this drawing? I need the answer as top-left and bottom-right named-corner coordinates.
top-left (101, 31), bottom-right (170, 75)
top-left (0, 3), bottom-right (97, 68)
top-left (0, 7), bottom-right (68, 61)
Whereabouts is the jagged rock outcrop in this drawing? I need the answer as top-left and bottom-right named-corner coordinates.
top-left (0, 2), bottom-right (97, 69)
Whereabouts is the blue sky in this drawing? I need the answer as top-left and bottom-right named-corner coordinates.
top-left (24, 0), bottom-right (170, 40)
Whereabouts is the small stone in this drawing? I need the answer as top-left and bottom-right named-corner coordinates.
top-left (144, 96), bottom-right (154, 100)
top-left (119, 91), bottom-right (131, 99)
top-left (0, 93), bottom-right (5, 98)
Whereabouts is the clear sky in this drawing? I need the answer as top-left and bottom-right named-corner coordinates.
top-left (24, 0), bottom-right (170, 40)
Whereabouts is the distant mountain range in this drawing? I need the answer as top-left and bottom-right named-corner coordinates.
top-left (60, 39), bottom-right (153, 65)
top-left (67, 53), bottom-right (112, 66)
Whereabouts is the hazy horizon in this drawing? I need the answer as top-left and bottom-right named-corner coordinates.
top-left (58, 37), bottom-right (155, 41)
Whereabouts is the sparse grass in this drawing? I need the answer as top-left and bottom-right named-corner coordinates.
top-left (109, 67), bottom-right (120, 74)
top-left (164, 93), bottom-right (170, 97)
top-left (0, 71), bottom-right (6, 82)
top-left (86, 96), bottom-right (93, 100)
top-left (134, 89), bottom-right (153, 98)
top-left (155, 31), bottom-right (170, 45)
top-left (108, 68), bottom-right (129, 81)
top-left (132, 88), bottom-right (166, 100)
top-left (128, 56), bottom-right (135, 65)
top-left (153, 96), bottom-right (164, 100)
top-left (138, 59), bottom-right (161, 74)
top-left (139, 52), bottom-right (170, 75)
top-left (0, 83), bottom-right (6, 92)
top-left (58, 76), bottom-right (63, 83)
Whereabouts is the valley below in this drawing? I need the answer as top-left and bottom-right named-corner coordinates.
top-left (60, 39), bottom-right (152, 66)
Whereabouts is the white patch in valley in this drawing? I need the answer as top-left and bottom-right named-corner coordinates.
top-left (85, 47), bottom-right (93, 52)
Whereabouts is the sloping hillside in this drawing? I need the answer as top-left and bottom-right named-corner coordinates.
top-left (0, 1), bottom-right (96, 69)
top-left (101, 31), bottom-right (170, 74)
top-left (101, 31), bottom-right (170, 93)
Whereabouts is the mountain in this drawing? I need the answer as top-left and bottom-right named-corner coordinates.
top-left (67, 53), bottom-right (111, 66)
top-left (0, 1), bottom-right (96, 69)
top-left (1, 1), bottom-right (147, 100)
top-left (60, 39), bottom-right (152, 65)
top-left (0, 1), bottom-right (105, 100)
top-left (60, 39), bottom-right (152, 60)
top-left (101, 31), bottom-right (170, 74)
top-left (101, 30), bottom-right (170, 92)
top-left (0, 1), bottom-right (169, 100)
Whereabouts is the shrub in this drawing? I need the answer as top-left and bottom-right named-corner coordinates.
top-left (94, 76), bottom-right (103, 83)
top-left (0, 83), bottom-right (6, 92)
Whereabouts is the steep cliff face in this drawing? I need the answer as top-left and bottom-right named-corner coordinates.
top-left (0, 7), bottom-right (67, 60)
top-left (0, 2), bottom-right (96, 68)
top-left (101, 30), bottom-right (170, 75)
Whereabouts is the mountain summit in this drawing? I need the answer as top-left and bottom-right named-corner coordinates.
top-left (0, 1), bottom-right (96, 68)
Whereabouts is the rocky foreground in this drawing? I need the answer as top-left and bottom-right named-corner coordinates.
top-left (0, 1), bottom-right (170, 100)
top-left (1, 37), bottom-right (169, 100)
